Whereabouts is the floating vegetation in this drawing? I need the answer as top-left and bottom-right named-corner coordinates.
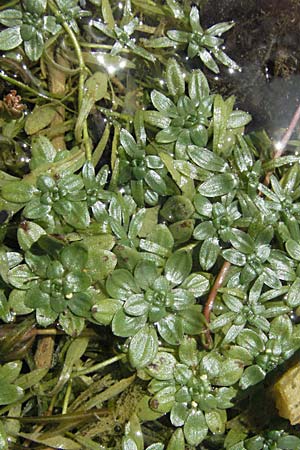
top-left (0, 0), bottom-right (300, 449)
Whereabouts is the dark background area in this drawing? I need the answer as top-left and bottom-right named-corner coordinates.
top-left (198, 0), bottom-right (300, 138)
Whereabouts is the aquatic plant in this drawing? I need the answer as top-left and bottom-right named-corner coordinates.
top-left (0, 0), bottom-right (300, 449)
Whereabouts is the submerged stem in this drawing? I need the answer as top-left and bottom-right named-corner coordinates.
top-left (73, 354), bottom-right (126, 377)
top-left (203, 260), bottom-right (231, 348)
top-left (48, 0), bottom-right (92, 159)
top-left (273, 104), bottom-right (300, 158)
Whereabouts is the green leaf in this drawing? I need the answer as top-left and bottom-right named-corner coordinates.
top-left (2, 181), bottom-right (36, 203)
top-left (188, 146), bottom-right (227, 172)
top-left (8, 264), bottom-right (36, 289)
top-left (92, 296), bottom-right (122, 325)
top-left (59, 310), bottom-right (85, 336)
top-left (0, 383), bottom-right (23, 405)
top-left (286, 278), bottom-right (300, 308)
top-left (85, 246), bottom-right (117, 281)
top-left (25, 106), bottom-right (56, 135)
top-left (129, 326), bottom-right (158, 368)
top-left (64, 202), bottom-right (90, 229)
top-left (165, 250), bottom-right (192, 285)
top-left (160, 195), bottom-right (194, 223)
top-left (181, 273), bottom-right (209, 297)
top-left (145, 170), bottom-right (168, 196)
top-left (277, 436), bottom-right (300, 449)
top-left (150, 385), bottom-right (176, 413)
top-left (198, 47), bottom-right (219, 73)
top-left (146, 444), bottom-right (164, 450)
top-left (146, 351), bottom-right (177, 380)
top-left (0, 361), bottom-right (22, 383)
top-left (112, 308), bottom-right (146, 337)
top-left (189, 70), bottom-right (210, 101)
top-left (23, 0), bottom-right (47, 15)
top-left (36, 304), bottom-right (58, 327)
top-left (222, 249), bottom-right (246, 266)
top-left (239, 365), bottom-right (265, 390)
top-left (198, 173), bottom-right (237, 197)
top-left (0, 9), bottom-right (22, 27)
top-left (227, 110), bottom-right (251, 128)
top-left (17, 221), bottom-right (46, 251)
top-left (8, 289), bottom-right (33, 314)
top-left (229, 229), bottom-right (254, 254)
top-left (286, 239), bottom-right (300, 261)
top-left (151, 90), bottom-right (177, 117)
top-left (106, 269), bottom-right (138, 299)
top-left (166, 58), bottom-right (185, 98)
top-left (30, 136), bottom-right (57, 169)
top-left (0, 420), bottom-right (8, 450)
top-left (205, 410), bottom-right (226, 434)
top-left (24, 32), bottom-right (44, 62)
top-left (179, 336), bottom-right (199, 366)
top-left (157, 314), bottom-right (184, 345)
top-left (236, 329), bottom-right (265, 356)
top-left (179, 305), bottom-right (205, 335)
top-left (199, 237), bottom-right (220, 270)
top-left (166, 429), bottom-right (185, 450)
top-left (170, 402), bottom-right (189, 426)
top-left (184, 410), bottom-right (208, 446)
top-left (85, 71), bottom-right (108, 102)
top-left (169, 219), bottom-right (194, 245)
top-left (0, 27), bottom-right (22, 51)
top-left (213, 358), bottom-right (244, 386)
top-left (52, 337), bottom-right (89, 394)
top-left (167, 30), bottom-right (190, 43)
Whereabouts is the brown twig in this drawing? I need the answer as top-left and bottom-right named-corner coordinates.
top-left (203, 260), bottom-right (231, 348)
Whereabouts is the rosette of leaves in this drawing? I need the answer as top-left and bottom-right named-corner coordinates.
top-left (167, 7), bottom-right (239, 74)
top-left (82, 160), bottom-right (113, 217)
top-left (191, 193), bottom-right (241, 270)
top-left (91, 14), bottom-right (156, 62)
top-left (227, 430), bottom-right (300, 450)
top-left (118, 123), bottom-right (176, 206)
top-left (25, 171), bottom-right (89, 231)
top-left (257, 173), bottom-right (300, 236)
top-left (146, 62), bottom-right (213, 159)
top-left (0, 0), bottom-right (61, 61)
top-left (5, 239), bottom-right (117, 335)
top-left (92, 250), bottom-right (209, 368)
top-left (54, 0), bottom-right (90, 34)
top-left (140, 337), bottom-right (240, 447)
top-left (145, 5), bottom-right (239, 74)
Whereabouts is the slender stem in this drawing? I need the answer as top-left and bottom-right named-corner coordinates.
top-left (73, 354), bottom-right (126, 377)
top-left (62, 381), bottom-right (72, 414)
top-left (203, 260), bottom-right (231, 348)
top-left (273, 104), bottom-right (300, 158)
top-left (98, 106), bottom-right (132, 122)
top-left (0, 0), bottom-right (19, 10)
top-left (48, 1), bottom-right (92, 159)
top-left (0, 71), bottom-right (53, 101)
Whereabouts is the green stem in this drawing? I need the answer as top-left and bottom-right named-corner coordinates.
top-left (62, 380), bottom-right (72, 414)
top-left (98, 106), bottom-right (132, 122)
top-left (73, 354), bottom-right (126, 377)
top-left (0, 0), bottom-right (19, 10)
top-left (0, 71), bottom-right (53, 101)
top-left (48, 0), bottom-right (92, 159)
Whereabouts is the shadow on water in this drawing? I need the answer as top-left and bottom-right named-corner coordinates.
top-left (197, 0), bottom-right (300, 139)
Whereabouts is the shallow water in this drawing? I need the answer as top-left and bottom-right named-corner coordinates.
top-left (200, 0), bottom-right (300, 138)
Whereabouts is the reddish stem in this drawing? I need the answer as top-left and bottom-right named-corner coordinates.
top-left (273, 103), bottom-right (300, 158)
top-left (203, 260), bottom-right (231, 347)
